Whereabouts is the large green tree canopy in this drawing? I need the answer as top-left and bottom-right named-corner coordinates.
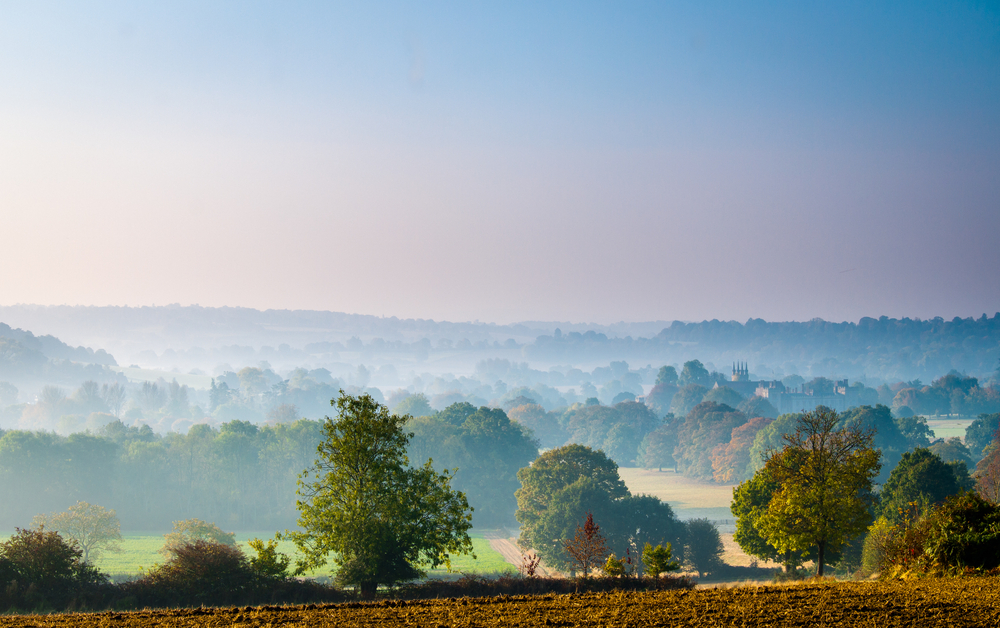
top-left (407, 403), bottom-right (538, 527)
top-left (757, 408), bottom-right (881, 576)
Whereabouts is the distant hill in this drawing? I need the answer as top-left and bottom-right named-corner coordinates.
top-left (525, 315), bottom-right (1000, 381)
top-left (0, 305), bottom-right (996, 383)
top-left (0, 322), bottom-right (117, 366)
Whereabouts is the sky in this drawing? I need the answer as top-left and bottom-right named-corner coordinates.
top-left (0, 1), bottom-right (997, 325)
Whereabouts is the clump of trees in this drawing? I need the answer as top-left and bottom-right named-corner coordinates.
top-left (864, 492), bottom-right (1000, 576)
top-left (0, 417), bottom-right (327, 531)
top-left (891, 373), bottom-right (1000, 418)
top-left (406, 402), bottom-right (539, 527)
top-left (0, 527), bottom-right (106, 611)
top-left (515, 444), bottom-right (687, 574)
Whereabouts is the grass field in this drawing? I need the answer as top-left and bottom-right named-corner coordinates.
top-left (63, 531), bottom-right (513, 578)
top-left (5, 577), bottom-right (1000, 626)
top-left (616, 467), bottom-right (782, 570)
top-left (618, 466), bottom-right (733, 516)
top-left (110, 366), bottom-right (213, 390)
top-left (925, 416), bottom-right (976, 440)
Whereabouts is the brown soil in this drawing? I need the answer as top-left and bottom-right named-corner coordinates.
top-left (7, 578), bottom-right (1000, 626)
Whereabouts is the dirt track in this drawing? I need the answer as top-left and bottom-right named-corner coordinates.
top-left (483, 530), bottom-right (556, 577)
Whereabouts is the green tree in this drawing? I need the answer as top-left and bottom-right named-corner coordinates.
top-left (516, 445), bottom-right (684, 571)
top-left (645, 383), bottom-right (679, 419)
top-left (738, 395), bottom-right (778, 419)
top-left (636, 423), bottom-right (678, 471)
top-left (966, 413), bottom-right (1000, 460)
top-left (656, 366), bottom-right (678, 386)
top-left (284, 392), bottom-right (473, 596)
top-left (247, 538), bottom-right (291, 579)
top-left (746, 413), bottom-right (801, 475)
top-left (641, 542), bottom-right (680, 577)
top-left (685, 518), bottom-right (723, 577)
top-left (33, 501), bottom-right (122, 563)
top-left (837, 404), bottom-right (907, 483)
top-left (895, 415), bottom-right (933, 450)
top-left (508, 402), bottom-right (567, 449)
top-left (670, 384), bottom-right (707, 417)
top-left (452, 406), bottom-right (538, 527)
top-left (678, 360), bottom-right (711, 388)
top-left (394, 393), bottom-right (434, 418)
top-left (878, 448), bottom-right (964, 523)
top-left (929, 437), bottom-right (973, 466)
top-left (515, 444), bottom-right (627, 554)
top-left (758, 408), bottom-right (881, 576)
top-left (702, 386), bottom-right (745, 408)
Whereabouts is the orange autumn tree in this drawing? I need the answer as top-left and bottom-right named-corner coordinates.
top-left (562, 512), bottom-right (607, 576)
top-left (711, 417), bottom-right (773, 483)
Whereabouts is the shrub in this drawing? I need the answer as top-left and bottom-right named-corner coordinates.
top-left (602, 554), bottom-right (626, 577)
top-left (922, 492), bottom-right (1000, 570)
top-left (140, 540), bottom-right (259, 606)
top-left (0, 527), bottom-right (106, 611)
top-left (861, 516), bottom-right (896, 576)
top-left (879, 492), bottom-right (1000, 577)
top-left (248, 538), bottom-right (291, 579)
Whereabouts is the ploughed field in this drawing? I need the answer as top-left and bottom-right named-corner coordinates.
top-left (8, 578), bottom-right (1000, 627)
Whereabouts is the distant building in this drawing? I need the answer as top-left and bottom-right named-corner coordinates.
top-left (714, 362), bottom-right (765, 397)
top-left (715, 362), bottom-right (855, 414)
top-left (757, 379), bottom-right (852, 414)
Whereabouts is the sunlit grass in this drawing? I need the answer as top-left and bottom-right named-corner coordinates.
top-left (0, 531), bottom-right (512, 578)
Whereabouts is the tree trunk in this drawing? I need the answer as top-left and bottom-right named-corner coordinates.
top-left (359, 581), bottom-right (377, 598)
top-left (817, 542), bottom-right (825, 577)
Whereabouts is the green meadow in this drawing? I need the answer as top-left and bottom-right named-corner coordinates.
top-left (1, 531), bottom-right (514, 579)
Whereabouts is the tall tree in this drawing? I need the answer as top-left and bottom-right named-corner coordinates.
top-left (758, 408), bottom-right (881, 576)
top-left (284, 392), bottom-right (473, 596)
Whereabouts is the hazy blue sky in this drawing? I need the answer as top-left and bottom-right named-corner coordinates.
top-left (1, 1), bottom-right (997, 324)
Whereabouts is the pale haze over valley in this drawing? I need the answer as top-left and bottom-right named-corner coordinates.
top-left (2, 5), bottom-right (1000, 612)
top-left (0, 2), bottom-right (997, 325)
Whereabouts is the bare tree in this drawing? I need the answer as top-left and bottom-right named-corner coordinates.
top-left (33, 501), bottom-right (122, 563)
top-left (74, 380), bottom-right (106, 413)
top-left (136, 381), bottom-right (166, 414)
top-left (102, 382), bottom-right (127, 419)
